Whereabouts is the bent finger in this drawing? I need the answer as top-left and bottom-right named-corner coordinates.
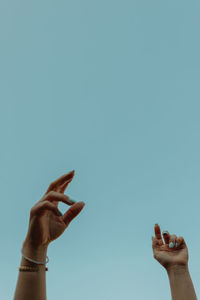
top-left (169, 234), bottom-right (177, 249)
top-left (162, 230), bottom-right (170, 244)
top-left (30, 201), bottom-right (61, 217)
top-left (41, 191), bottom-right (74, 206)
top-left (176, 236), bottom-right (186, 248)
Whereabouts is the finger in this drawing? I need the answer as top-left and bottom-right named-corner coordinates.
top-left (152, 236), bottom-right (160, 249)
top-left (176, 236), bottom-right (186, 248)
top-left (162, 230), bottom-right (170, 244)
top-left (30, 201), bottom-right (61, 217)
top-left (154, 224), bottom-right (164, 245)
top-left (63, 202), bottom-right (85, 227)
top-left (169, 234), bottom-right (177, 249)
top-left (45, 171), bottom-right (75, 194)
top-left (41, 191), bottom-right (75, 206)
top-left (152, 237), bottom-right (161, 261)
top-left (57, 178), bottom-right (73, 194)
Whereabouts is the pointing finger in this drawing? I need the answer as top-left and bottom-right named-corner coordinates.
top-left (45, 171), bottom-right (75, 194)
top-left (154, 224), bottom-right (164, 245)
top-left (57, 178), bottom-right (73, 194)
top-left (152, 236), bottom-right (160, 249)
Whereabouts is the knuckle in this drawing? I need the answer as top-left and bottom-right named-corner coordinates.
top-left (170, 235), bottom-right (176, 241)
top-left (42, 200), bottom-right (51, 207)
top-left (46, 190), bottom-right (56, 198)
top-left (30, 203), bottom-right (38, 216)
top-left (49, 190), bottom-right (55, 196)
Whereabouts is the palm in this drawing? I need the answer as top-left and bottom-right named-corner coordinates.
top-left (154, 244), bottom-right (188, 268)
top-left (26, 204), bottom-right (66, 248)
top-left (31, 211), bottom-right (67, 246)
top-left (48, 211), bottom-right (68, 241)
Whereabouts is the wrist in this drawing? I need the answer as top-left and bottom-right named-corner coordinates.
top-left (166, 264), bottom-right (189, 277)
top-left (22, 239), bottom-right (48, 262)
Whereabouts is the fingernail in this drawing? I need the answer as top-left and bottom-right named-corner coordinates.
top-left (175, 242), bottom-right (178, 248)
top-left (155, 223), bottom-right (159, 226)
top-left (68, 170), bottom-right (75, 176)
top-left (162, 231), bottom-right (168, 235)
top-left (151, 236), bottom-right (154, 241)
top-left (169, 242), bottom-right (174, 248)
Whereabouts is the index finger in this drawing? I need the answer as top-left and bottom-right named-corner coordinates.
top-left (154, 224), bottom-right (163, 243)
top-left (45, 170), bottom-right (75, 194)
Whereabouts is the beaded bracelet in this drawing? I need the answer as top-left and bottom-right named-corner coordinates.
top-left (19, 248), bottom-right (49, 272)
top-left (19, 266), bottom-right (48, 272)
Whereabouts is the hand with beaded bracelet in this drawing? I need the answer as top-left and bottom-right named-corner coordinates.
top-left (14, 170), bottom-right (85, 300)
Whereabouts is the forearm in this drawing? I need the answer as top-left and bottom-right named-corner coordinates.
top-left (167, 265), bottom-right (197, 300)
top-left (14, 241), bottom-right (48, 300)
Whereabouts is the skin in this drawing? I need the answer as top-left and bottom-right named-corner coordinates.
top-left (152, 224), bottom-right (197, 300)
top-left (14, 170), bottom-right (85, 300)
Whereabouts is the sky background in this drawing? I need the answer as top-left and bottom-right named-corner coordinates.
top-left (1, 0), bottom-right (200, 299)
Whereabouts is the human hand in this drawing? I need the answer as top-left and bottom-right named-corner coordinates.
top-left (152, 224), bottom-right (188, 271)
top-left (22, 170), bottom-right (85, 251)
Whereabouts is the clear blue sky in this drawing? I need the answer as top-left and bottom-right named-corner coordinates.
top-left (1, 0), bottom-right (200, 299)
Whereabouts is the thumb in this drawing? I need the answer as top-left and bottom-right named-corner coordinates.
top-left (63, 202), bottom-right (85, 227)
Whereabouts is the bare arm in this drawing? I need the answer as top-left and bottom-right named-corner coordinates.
top-left (152, 224), bottom-right (197, 300)
top-left (14, 171), bottom-right (85, 300)
top-left (14, 243), bottom-right (48, 300)
top-left (167, 265), bottom-right (197, 300)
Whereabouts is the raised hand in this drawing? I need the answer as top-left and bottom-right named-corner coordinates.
top-left (22, 170), bottom-right (85, 250)
top-left (152, 224), bottom-right (188, 270)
